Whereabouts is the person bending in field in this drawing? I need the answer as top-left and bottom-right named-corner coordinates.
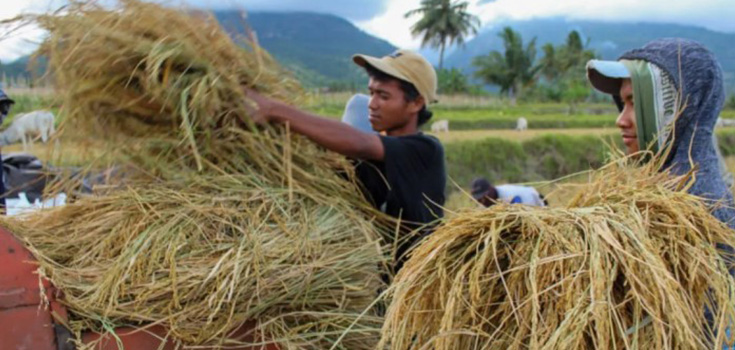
top-left (470, 177), bottom-right (546, 208)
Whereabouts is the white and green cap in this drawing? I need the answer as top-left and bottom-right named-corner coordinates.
top-left (586, 59), bottom-right (632, 95)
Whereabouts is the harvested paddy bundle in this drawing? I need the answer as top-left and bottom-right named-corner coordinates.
top-left (9, 174), bottom-right (385, 349)
top-left (381, 160), bottom-right (735, 350)
top-left (4, 0), bottom-right (388, 349)
top-left (34, 0), bottom-right (307, 176)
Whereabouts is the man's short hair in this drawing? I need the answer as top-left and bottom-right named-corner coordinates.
top-left (471, 178), bottom-right (498, 201)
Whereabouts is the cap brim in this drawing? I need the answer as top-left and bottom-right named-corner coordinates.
top-left (586, 59), bottom-right (631, 95)
top-left (353, 54), bottom-right (411, 83)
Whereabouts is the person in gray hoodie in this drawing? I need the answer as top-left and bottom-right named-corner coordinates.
top-left (587, 38), bottom-right (735, 230)
top-left (587, 38), bottom-right (735, 347)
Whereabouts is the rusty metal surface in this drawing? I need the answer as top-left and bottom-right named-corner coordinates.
top-left (0, 306), bottom-right (57, 350)
top-left (0, 226), bottom-right (61, 350)
top-left (0, 226), bottom-right (43, 309)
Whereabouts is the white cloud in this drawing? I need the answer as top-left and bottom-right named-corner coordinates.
top-left (475, 0), bottom-right (735, 33)
top-left (182, 0), bottom-right (389, 21)
top-left (0, 0), bottom-right (66, 62)
top-left (3, 0), bottom-right (735, 63)
top-left (0, 0), bottom-right (390, 62)
top-left (354, 0), bottom-right (418, 50)
top-left (354, 0), bottom-right (486, 50)
top-left (355, 0), bottom-right (735, 52)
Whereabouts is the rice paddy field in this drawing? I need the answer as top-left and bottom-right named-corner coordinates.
top-left (7, 86), bottom-right (735, 211)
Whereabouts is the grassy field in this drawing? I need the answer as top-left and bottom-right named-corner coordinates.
top-left (429, 128), bottom-right (618, 143)
top-left (307, 93), bottom-right (620, 129)
top-left (445, 155), bottom-right (735, 213)
top-left (5, 89), bottom-right (735, 214)
top-left (306, 92), bottom-right (735, 130)
top-left (5, 89), bottom-right (734, 130)
top-left (1, 138), bottom-right (111, 167)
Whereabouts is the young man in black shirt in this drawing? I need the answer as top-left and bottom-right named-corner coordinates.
top-left (244, 50), bottom-right (446, 272)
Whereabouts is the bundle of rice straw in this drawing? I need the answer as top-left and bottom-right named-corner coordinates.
top-left (9, 175), bottom-right (384, 348)
top-left (380, 158), bottom-right (735, 350)
top-left (3, 1), bottom-right (387, 349)
top-left (33, 0), bottom-right (307, 178)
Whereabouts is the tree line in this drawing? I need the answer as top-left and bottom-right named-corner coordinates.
top-left (405, 0), bottom-right (598, 109)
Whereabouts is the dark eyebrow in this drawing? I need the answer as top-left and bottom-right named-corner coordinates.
top-left (369, 86), bottom-right (391, 96)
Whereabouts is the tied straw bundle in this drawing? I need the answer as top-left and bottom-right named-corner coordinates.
top-left (9, 175), bottom-right (384, 348)
top-left (381, 157), bottom-right (735, 350)
top-left (4, 0), bottom-right (388, 349)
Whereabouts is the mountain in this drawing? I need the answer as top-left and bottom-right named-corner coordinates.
top-left (0, 55), bottom-right (47, 87)
top-left (215, 11), bottom-right (396, 86)
top-left (444, 18), bottom-right (735, 91)
top-left (10, 13), bottom-right (735, 92)
top-left (1, 56), bottom-right (31, 81)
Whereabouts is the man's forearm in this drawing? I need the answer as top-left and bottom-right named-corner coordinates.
top-left (268, 102), bottom-right (384, 161)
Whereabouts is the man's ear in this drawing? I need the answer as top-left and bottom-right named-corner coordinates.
top-left (408, 96), bottom-right (425, 114)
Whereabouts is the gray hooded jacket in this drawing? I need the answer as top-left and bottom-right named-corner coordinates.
top-left (620, 38), bottom-right (735, 230)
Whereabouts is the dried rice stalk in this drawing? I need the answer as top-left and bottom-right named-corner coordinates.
top-left (381, 159), bottom-right (735, 350)
top-left (8, 174), bottom-right (385, 349)
top-left (33, 0), bottom-right (311, 178)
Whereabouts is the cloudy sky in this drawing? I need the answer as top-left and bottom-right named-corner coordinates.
top-left (2, 0), bottom-right (735, 62)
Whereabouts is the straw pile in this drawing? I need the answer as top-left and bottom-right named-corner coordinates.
top-left (12, 175), bottom-right (384, 348)
top-left (32, 0), bottom-right (311, 180)
top-left (4, 1), bottom-right (386, 349)
top-left (381, 159), bottom-right (735, 350)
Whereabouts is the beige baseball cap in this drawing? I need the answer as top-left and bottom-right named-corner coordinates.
top-left (352, 49), bottom-right (438, 104)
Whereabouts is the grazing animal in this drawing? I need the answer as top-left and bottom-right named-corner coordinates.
top-left (0, 110), bottom-right (56, 151)
top-left (430, 119), bottom-right (449, 133)
top-left (716, 117), bottom-right (735, 127)
top-left (516, 117), bottom-right (528, 131)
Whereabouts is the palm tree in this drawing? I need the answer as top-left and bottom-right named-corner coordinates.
top-left (473, 27), bottom-right (538, 104)
top-left (560, 31), bottom-right (594, 71)
top-left (534, 31), bottom-right (597, 113)
top-left (538, 43), bottom-right (560, 81)
top-left (537, 31), bottom-right (594, 80)
top-left (405, 0), bottom-right (481, 70)
top-left (437, 68), bottom-right (471, 94)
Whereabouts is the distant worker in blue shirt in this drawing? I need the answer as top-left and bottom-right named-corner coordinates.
top-left (470, 177), bottom-right (546, 208)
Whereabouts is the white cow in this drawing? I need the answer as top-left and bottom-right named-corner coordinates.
top-left (717, 117), bottom-right (735, 128)
top-left (431, 119), bottom-right (449, 133)
top-left (0, 110), bottom-right (56, 151)
top-left (516, 117), bottom-right (528, 131)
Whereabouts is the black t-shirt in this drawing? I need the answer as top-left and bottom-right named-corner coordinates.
top-left (355, 133), bottom-right (446, 270)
